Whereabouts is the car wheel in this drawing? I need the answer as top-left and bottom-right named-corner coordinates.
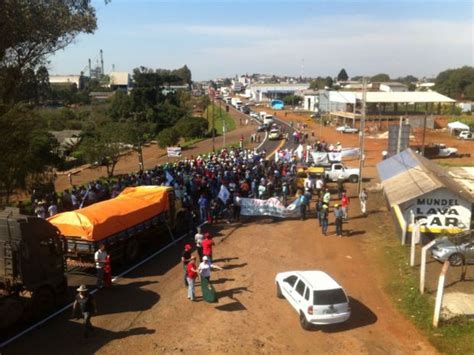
top-left (299, 311), bottom-right (312, 330)
top-left (276, 282), bottom-right (284, 299)
top-left (349, 175), bottom-right (358, 183)
top-left (448, 253), bottom-right (464, 266)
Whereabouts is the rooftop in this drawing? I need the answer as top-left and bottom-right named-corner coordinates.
top-left (377, 149), bottom-right (474, 207)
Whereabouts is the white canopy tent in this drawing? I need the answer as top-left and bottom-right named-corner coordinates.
top-left (447, 121), bottom-right (469, 135)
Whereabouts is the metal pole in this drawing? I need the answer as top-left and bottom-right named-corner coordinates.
top-left (211, 96), bottom-right (215, 152)
top-left (357, 78), bottom-right (367, 195)
top-left (396, 115), bottom-right (403, 154)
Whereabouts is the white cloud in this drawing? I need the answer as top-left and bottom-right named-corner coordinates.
top-left (187, 16), bottom-right (473, 79)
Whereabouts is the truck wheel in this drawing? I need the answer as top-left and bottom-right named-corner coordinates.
top-left (32, 287), bottom-right (55, 319)
top-left (55, 276), bottom-right (68, 306)
top-left (125, 239), bottom-right (140, 262)
top-left (299, 311), bottom-right (312, 330)
top-left (349, 175), bottom-right (359, 183)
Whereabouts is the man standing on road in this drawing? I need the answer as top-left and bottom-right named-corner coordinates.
top-left (72, 285), bottom-right (97, 338)
top-left (299, 193), bottom-right (308, 220)
top-left (198, 194), bottom-right (209, 223)
top-left (94, 244), bottom-right (107, 289)
top-left (181, 244), bottom-right (192, 286)
top-left (334, 204), bottom-right (344, 237)
top-left (321, 204), bottom-right (329, 236)
top-left (341, 192), bottom-right (350, 220)
top-left (315, 176), bottom-right (324, 198)
top-left (359, 188), bottom-right (368, 217)
top-left (186, 256), bottom-right (199, 301)
top-left (323, 188), bottom-right (331, 205)
top-left (202, 233), bottom-right (215, 264)
top-left (195, 227), bottom-right (204, 261)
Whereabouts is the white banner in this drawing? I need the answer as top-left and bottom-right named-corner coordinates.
top-left (236, 197), bottom-right (302, 218)
top-left (167, 146), bottom-right (182, 157)
top-left (341, 148), bottom-right (360, 158)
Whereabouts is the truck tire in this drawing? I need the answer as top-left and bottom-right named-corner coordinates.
top-left (448, 253), bottom-right (464, 266)
top-left (125, 239), bottom-right (140, 262)
top-left (32, 287), bottom-right (55, 319)
top-left (349, 175), bottom-right (359, 183)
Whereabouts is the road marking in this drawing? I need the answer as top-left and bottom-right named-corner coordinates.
top-left (267, 138), bottom-right (287, 160)
top-left (0, 223), bottom-right (205, 349)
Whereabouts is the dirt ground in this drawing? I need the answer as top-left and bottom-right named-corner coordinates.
top-left (6, 182), bottom-right (437, 354)
top-left (5, 108), bottom-right (443, 354)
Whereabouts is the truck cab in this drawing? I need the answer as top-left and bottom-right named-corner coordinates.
top-left (0, 209), bottom-right (66, 329)
top-left (325, 163), bottom-right (360, 183)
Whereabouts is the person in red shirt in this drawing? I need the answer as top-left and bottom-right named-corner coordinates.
top-left (341, 192), bottom-right (350, 220)
top-left (103, 255), bottom-right (112, 287)
top-left (201, 233), bottom-right (215, 264)
top-left (186, 256), bottom-right (199, 301)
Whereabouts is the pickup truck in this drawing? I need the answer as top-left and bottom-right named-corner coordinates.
top-left (324, 163), bottom-right (360, 183)
top-left (420, 143), bottom-right (458, 158)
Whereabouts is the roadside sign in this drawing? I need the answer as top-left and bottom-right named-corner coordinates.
top-left (167, 146), bottom-right (182, 157)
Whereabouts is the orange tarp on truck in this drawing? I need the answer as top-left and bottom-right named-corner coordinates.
top-left (48, 186), bottom-right (170, 242)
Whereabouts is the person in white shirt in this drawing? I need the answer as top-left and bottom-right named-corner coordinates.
top-left (94, 244), bottom-right (108, 288)
top-left (195, 227), bottom-right (204, 261)
top-left (198, 256), bottom-right (223, 282)
top-left (315, 177), bottom-right (325, 198)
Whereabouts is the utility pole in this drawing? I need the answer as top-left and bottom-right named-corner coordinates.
top-left (211, 95), bottom-right (215, 153)
top-left (396, 115), bottom-right (403, 154)
top-left (357, 77), bottom-right (367, 195)
top-left (219, 98), bottom-right (225, 148)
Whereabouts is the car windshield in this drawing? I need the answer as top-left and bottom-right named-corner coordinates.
top-left (313, 289), bottom-right (347, 305)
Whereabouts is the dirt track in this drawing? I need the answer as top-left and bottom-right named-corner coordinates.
top-left (4, 108), bottom-right (448, 354)
top-left (5, 183), bottom-right (436, 354)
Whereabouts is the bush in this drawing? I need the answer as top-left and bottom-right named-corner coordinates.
top-left (157, 127), bottom-right (180, 148)
top-left (174, 116), bottom-right (208, 140)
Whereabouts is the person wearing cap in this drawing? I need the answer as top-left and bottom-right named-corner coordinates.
top-left (186, 256), bottom-right (199, 301)
top-left (359, 187), bottom-right (368, 217)
top-left (323, 188), bottom-right (331, 205)
top-left (201, 233), bottom-right (215, 264)
top-left (334, 204), bottom-right (344, 237)
top-left (72, 285), bottom-right (97, 338)
top-left (181, 243), bottom-right (192, 287)
top-left (321, 204), bottom-right (329, 236)
top-left (198, 255), bottom-right (223, 282)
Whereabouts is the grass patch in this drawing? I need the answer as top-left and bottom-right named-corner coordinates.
top-left (204, 103), bottom-right (236, 135)
top-left (372, 204), bottom-right (474, 354)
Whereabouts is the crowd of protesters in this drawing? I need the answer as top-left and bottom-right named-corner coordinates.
top-left (26, 144), bottom-right (367, 240)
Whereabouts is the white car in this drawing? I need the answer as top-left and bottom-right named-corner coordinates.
top-left (275, 271), bottom-right (351, 330)
top-left (250, 112), bottom-right (260, 119)
top-left (458, 131), bottom-right (474, 140)
top-left (336, 125), bottom-right (358, 134)
top-left (268, 129), bottom-right (282, 140)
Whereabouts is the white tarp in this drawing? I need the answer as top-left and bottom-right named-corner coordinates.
top-left (341, 147), bottom-right (360, 158)
top-left (311, 152), bottom-right (341, 164)
top-left (236, 197), bottom-right (302, 218)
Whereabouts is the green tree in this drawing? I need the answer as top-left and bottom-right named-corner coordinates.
top-left (0, 0), bottom-right (98, 105)
top-left (36, 66), bottom-right (51, 103)
top-left (157, 127), bottom-right (180, 148)
top-left (325, 76), bottom-right (333, 89)
top-left (282, 95), bottom-right (302, 106)
top-left (435, 66), bottom-right (474, 99)
top-left (337, 69), bottom-right (349, 82)
top-left (465, 83), bottom-right (474, 100)
top-left (371, 73), bottom-right (390, 82)
top-left (0, 106), bottom-right (59, 204)
top-left (109, 91), bottom-right (133, 119)
top-left (80, 122), bottom-right (126, 177)
top-left (174, 117), bottom-right (208, 140)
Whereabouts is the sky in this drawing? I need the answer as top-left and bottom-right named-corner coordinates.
top-left (47, 0), bottom-right (474, 81)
